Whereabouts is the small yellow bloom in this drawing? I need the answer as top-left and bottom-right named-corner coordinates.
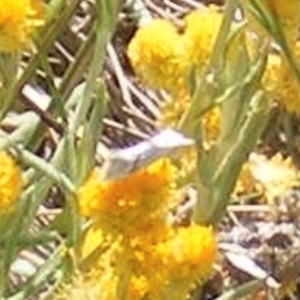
top-left (0, 0), bottom-right (45, 52)
top-left (127, 7), bottom-right (223, 95)
top-left (182, 6), bottom-right (223, 67)
top-left (120, 225), bottom-right (217, 299)
top-left (249, 152), bottom-right (298, 202)
top-left (78, 159), bottom-right (176, 235)
top-left (156, 225), bottom-right (217, 283)
top-left (80, 225), bottom-right (216, 300)
top-left (234, 152), bottom-right (300, 203)
top-left (0, 151), bottom-right (22, 211)
top-left (127, 19), bottom-right (188, 92)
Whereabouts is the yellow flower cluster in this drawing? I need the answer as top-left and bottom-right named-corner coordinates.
top-left (234, 152), bottom-right (299, 204)
top-left (0, 151), bottom-right (22, 211)
top-left (73, 9), bottom-right (223, 297)
top-left (76, 157), bottom-right (217, 299)
top-left (127, 5), bottom-right (222, 95)
top-left (249, 153), bottom-right (299, 202)
top-left (127, 19), bottom-right (187, 93)
top-left (77, 224), bottom-right (216, 300)
top-left (155, 225), bottom-right (216, 284)
top-left (78, 158), bottom-right (176, 235)
top-left (0, 0), bottom-right (45, 52)
top-left (124, 225), bottom-right (216, 300)
top-left (128, 6), bottom-right (223, 184)
top-left (182, 7), bottom-right (223, 67)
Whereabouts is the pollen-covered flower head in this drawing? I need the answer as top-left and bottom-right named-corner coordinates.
top-left (156, 225), bottom-right (217, 284)
top-left (0, 0), bottom-right (45, 52)
top-left (128, 225), bottom-right (217, 299)
top-left (127, 19), bottom-right (188, 93)
top-left (0, 151), bottom-right (22, 211)
top-left (120, 225), bottom-right (216, 299)
top-left (249, 152), bottom-right (299, 202)
top-left (182, 5), bottom-right (223, 67)
top-left (127, 7), bottom-right (224, 96)
top-left (78, 159), bottom-right (177, 235)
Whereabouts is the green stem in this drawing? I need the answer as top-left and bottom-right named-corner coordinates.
top-left (69, 0), bottom-right (120, 132)
top-left (193, 91), bottom-right (271, 225)
top-left (13, 145), bottom-right (76, 196)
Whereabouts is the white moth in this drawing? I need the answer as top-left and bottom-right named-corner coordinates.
top-left (98, 129), bottom-right (194, 181)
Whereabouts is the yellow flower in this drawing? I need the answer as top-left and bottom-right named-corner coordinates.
top-left (234, 152), bottom-right (299, 203)
top-left (0, 0), bottom-right (45, 52)
top-left (79, 226), bottom-right (216, 300)
top-left (78, 159), bottom-right (176, 235)
top-left (120, 225), bottom-right (216, 299)
top-left (127, 19), bottom-right (188, 93)
top-left (0, 151), bottom-right (22, 211)
top-left (263, 44), bottom-right (300, 113)
top-left (249, 152), bottom-right (298, 202)
top-left (118, 226), bottom-right (216, 300)
top-left (156, 225), bottom-right (217, 283)
top-left (127, 7), bottom-right (223, 95)
top-left (79, 223), bottom-right (172, 299)
top-left (182, 5), bottom-right (223, 67)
